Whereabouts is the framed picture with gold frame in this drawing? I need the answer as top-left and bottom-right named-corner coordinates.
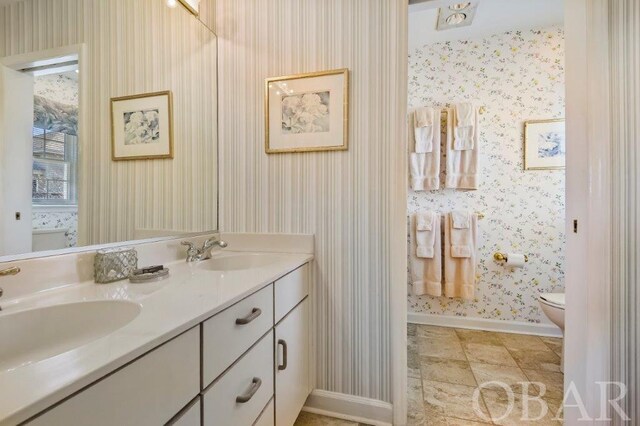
top-left (265, 68), bottom-right (349, 153)
top-left (111, 91), bottom-right (174, 161)
top-left (524, 118), bottom-right (565, 170)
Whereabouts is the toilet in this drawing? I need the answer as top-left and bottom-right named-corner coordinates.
top-left (32, 228), bottom-right (69, 252)
top-left (539, 292), bottom-right (565, 371)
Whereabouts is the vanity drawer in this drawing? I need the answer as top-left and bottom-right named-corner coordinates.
top-left (275, 263), bottom-right (309, 323)
top-left (254, 398), bottom-right (275, 426)
top-left (29, 327), bottom-right (200, 426)
top-left (168, 397), bottom-right (201, 426)
top-left (202, 331), bottom-right (274, 426)
top-left (202, 284), bottom-right (274, 387)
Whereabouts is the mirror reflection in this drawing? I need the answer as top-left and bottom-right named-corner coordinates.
top-left (0, 0), bottom-right (218, 258)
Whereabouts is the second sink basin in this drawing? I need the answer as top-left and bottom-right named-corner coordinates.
top-left (197, 253), bottom-right (287, 271)
top-left (0, 300), bottom-right (141, 372)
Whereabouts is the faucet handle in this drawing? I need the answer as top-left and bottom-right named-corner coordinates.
top-left (203, 237), bottom-right (228, 250)
top-left (181, 241), bottom-right (198, 254)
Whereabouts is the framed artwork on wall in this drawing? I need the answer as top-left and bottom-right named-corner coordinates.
top-left (110, 91), bottom-right (174, 161)
top-left (524, 119), bottom-right (565, 170)
top-left (265, 68), bottom-right (349, 153)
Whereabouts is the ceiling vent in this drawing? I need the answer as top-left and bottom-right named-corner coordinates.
top-left (436, 2), bottom-right (478, 31)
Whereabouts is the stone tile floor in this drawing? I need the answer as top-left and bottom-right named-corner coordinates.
top-left (294, 325), bottom-right (564, 426)
top-left (408, 324), bottom-right (564, 425)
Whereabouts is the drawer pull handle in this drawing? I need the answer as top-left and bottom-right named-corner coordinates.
top-left (278, 339), bottom-right (288, 371)
top-left (236, 377), bottom-right (262, 403)
top-left (235, 307), bottom-right (262, 325)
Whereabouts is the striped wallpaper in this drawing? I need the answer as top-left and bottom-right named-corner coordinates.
top-left (0, 0), bottom-right (218, 246)
top-left (610, 0), bottom-right (640, 422)
top-left (214, 0), bottom-right (408, 403)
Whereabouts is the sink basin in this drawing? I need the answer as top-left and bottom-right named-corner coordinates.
top-left (197, 253), bottom-right (287, 271)
top-left (0, 300), bottom-right (141, 372)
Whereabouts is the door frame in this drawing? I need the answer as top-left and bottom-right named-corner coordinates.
top-left (1, 44), bottom-right (87, 248)
top-left (564, 0), bottom-right (613, 423)
top-left (392, 1), bottom-right (614, 424)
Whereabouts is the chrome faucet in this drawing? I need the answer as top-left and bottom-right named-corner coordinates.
top-left (0, 266), bottom-right (20, 311)
top-left (181, 237), bottom-right (227, 262)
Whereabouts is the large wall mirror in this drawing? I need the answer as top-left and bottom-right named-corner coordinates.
top-left (0, 0), bottom-right (218, 259)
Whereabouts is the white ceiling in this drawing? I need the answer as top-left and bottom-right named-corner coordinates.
top-left (409, 0), bottom-right (564, 51)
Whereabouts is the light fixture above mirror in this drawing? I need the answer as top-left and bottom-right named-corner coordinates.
top-left (177, 0), bottom-right (200, 16)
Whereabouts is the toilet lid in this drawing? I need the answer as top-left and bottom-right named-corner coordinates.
top-left (539, 293), bottom-right (565, 309)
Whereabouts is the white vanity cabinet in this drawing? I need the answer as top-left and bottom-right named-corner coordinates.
top-left (29, 327), bottom-right (201, 426)
top-left (275, 298), bottom-right (310, 426)
top-left (25, 262), bottom-right (311, 426)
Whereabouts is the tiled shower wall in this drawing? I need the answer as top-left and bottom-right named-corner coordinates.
top-left (408, 26), bottom-right (566, 324)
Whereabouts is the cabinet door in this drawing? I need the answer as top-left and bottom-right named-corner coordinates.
top-left (169, 397), bottom-right (201, 426)
top-left (275, 298), bottom-right (310, 426)
top-left (28, 327), bottom-right (200, 426)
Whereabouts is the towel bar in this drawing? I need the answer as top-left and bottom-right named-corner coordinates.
top-left (407, 212), bottom-right (485, 219)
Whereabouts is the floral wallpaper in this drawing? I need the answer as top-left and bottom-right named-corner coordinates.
top-left (407, 26), bottom-right (565, 324)
top-left (31, 72), bottom-right (79, 249)
top-left (34, 73), bottom-right (79, 106)
top-left (32, 210), bottom-right (78, 248)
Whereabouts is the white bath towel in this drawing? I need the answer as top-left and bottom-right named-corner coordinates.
top-left (453, 103), bottom-right (476, 151)
top-left (444, 212), bottom-right (478, 300)
top-left (446, 107), bottom-right (479, 190)
top-left (410, 213), bottom-right (442, 297)
top-left (410, 107), bottom-right (441, 191)
top-left (414, 107), bottom-right (435, 153)
top-left (415, 211), bottom-right (436, 258)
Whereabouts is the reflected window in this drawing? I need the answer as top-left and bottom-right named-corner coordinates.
top-left (32, 127), bottom-right (78, 205)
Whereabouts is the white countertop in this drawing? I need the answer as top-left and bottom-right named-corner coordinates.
top-left (0, 250), bottom-right (313, 425)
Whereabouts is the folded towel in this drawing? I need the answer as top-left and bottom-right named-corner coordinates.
top-left (415, 212), bottom-right (437, 259)
top-left (410, 108), bottom-right (441, 191)
top-left (450, 245), bottom-right (471, 258)
top-left (446, 107), bottom-right (479, 190)
top-left (451, 210), bottom-right (470, 229)
top-left (444, 212), bottom-right (478, 299)
top-left (414, 108), bottom-right (435, 153)
top-left (409, 213), bottom-right (442, 297)
top-left (456, 102), bottom-right (475, 127)
top-left (453, 103), bottom-right (476, 150)
top-left (416, 211), bottom-right (435, 231)
top-left (415, 107), bottom-right (435, 127)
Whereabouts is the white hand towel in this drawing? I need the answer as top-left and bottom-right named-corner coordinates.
top-left (415, 107), bottom-right (434, 127)
top-left (416, 211), bottom-right (436, 258)
top-left (444, 212), bottom-right (478, 300)
top-left (414, 107), bottom-right (435, 153)
top-left (416, 211), bottom-right (435, 231)
top-left (451, 210), bottom-right (470, 229)
top-left (409, 213), bottom-right (442, 297)
top-left (446, 107), bottom-right (479, 190)
top-left (409, 108), bottom-right (441, 191)
top-left (456, 102), bottom-right (475, 127)
top-left (453, 103), bottom-right (476, 151)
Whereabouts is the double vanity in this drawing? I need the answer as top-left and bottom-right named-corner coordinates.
top-left (0, 235), bottom-right (314, 426)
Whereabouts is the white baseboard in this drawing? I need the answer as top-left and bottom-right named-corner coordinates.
top-left (408, 312), bottom-right (563, 338)
top-left (302, 389), bottom-right (393, 426)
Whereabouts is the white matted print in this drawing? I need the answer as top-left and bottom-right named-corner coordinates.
top-left (111, 91), bottom-right (173, 160)
top-left (524, 119), bottom-right (565, 170)
top-left (265, 69), bottom-right (348, 153)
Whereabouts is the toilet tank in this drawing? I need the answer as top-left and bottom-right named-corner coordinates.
top-left (32, 228), bottom-right (69, 252)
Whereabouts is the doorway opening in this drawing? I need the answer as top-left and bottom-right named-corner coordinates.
top-left (0, 49), bottom-right (81, 256)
